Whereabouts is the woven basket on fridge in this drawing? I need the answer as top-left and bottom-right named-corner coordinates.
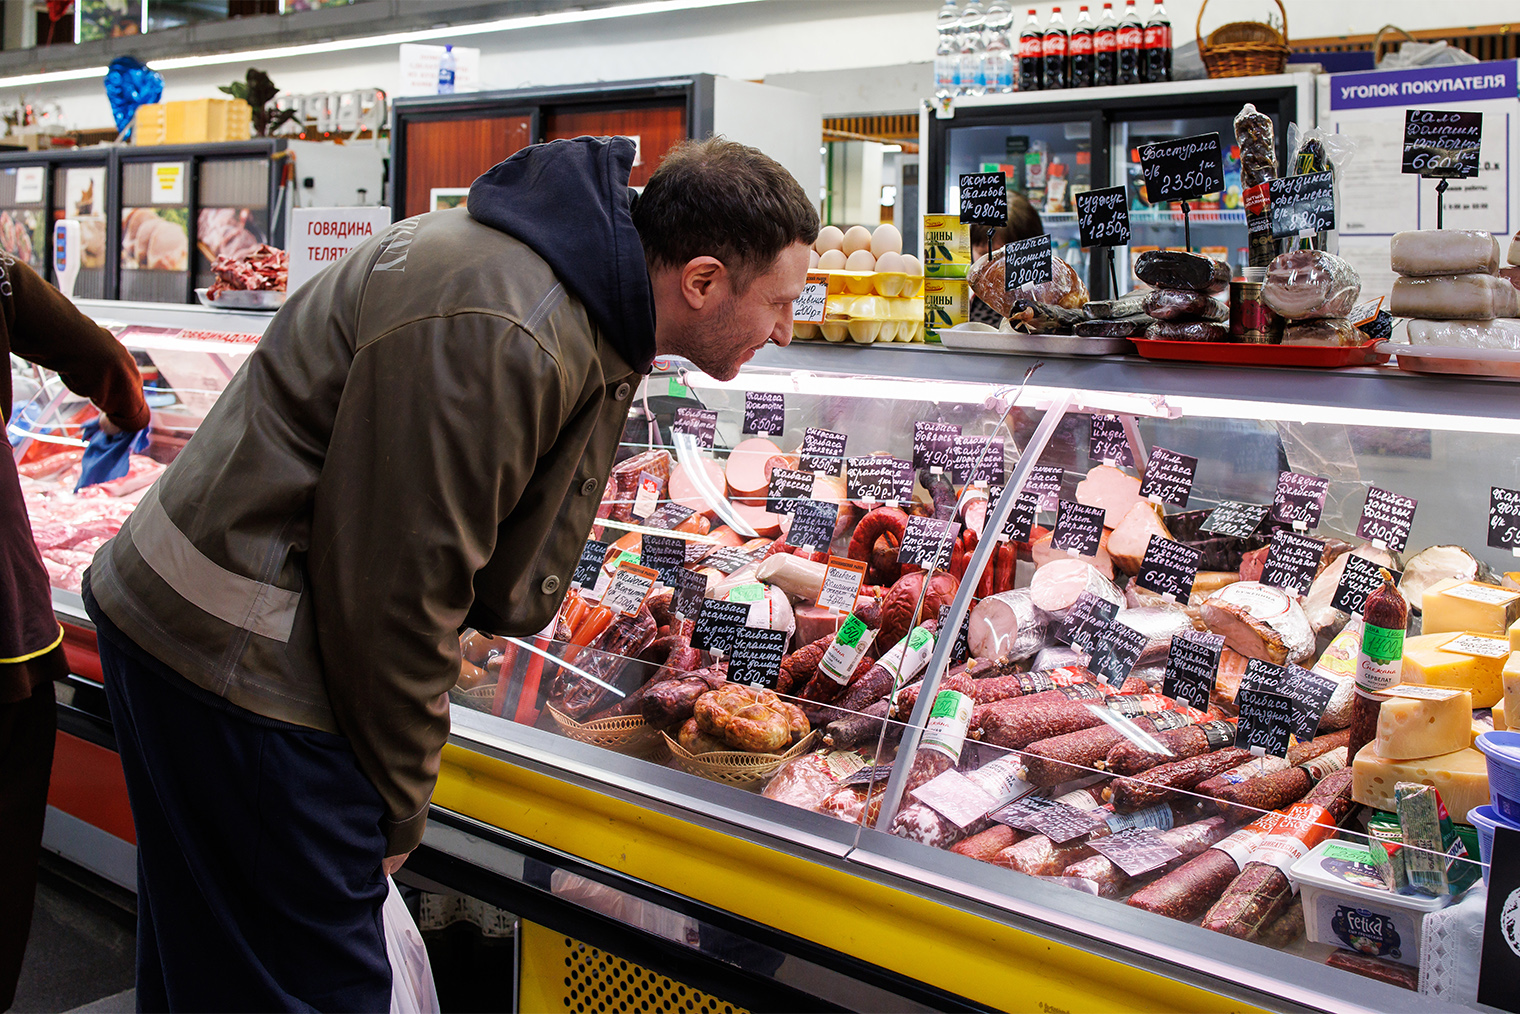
top-left (1372, 24), bottom-right (1417, 66)
top-left (1197, 0), bottom-right (1291, 79)
top-left (662, 730), bottom-right (820, 790)
top-left (547, 704), bottom-right (666, 759)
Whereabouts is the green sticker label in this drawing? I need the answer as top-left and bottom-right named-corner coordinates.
top-left (1322, 842), bottom-right (1374, 864)
top-left (1361, 623), bottom-right (1405, 664)
top-left (930, 689), bottom-right (970, 719)
top-left (727, 582), bottom-right (766, 604)
top-left (838, 614), bottom-right (867, 646)
top-left (615, 551), bottom-right (642, 569)
top-left (908, 626), bottom-right (932, 651)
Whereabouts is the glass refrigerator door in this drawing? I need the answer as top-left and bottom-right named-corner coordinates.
top-left (119, 159), bottom-right (191, 303)
top-left (0, 164), bottom-right (48, 273)
top-left (195, 157), bottom-right (273, 292)
top-left (52, 163), bottom-right (108, 299)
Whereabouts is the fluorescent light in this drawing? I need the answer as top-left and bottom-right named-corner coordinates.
top-left (0, 0), bottom-right (764, 89)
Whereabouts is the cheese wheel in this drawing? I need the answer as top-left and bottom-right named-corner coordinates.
top-left (669, 457), bottom-right (729, 518)
top-left (1352, 742), bottom-right (1489, 824)
top-left (1401, 631), bottom-right (1509, 708)
top-left (725, 437), bottom-right (782, 499)
top-left (1421, 578), bottom-right (1520, 637)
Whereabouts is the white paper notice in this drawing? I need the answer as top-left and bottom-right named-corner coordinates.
top-left (151, 163), bottom-right (185, 205)
top-left (13, 166), bottom-right (43, 205)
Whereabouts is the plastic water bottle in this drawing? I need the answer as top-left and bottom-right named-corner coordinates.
top-left (981, 0), bottom-right (1015, 94)
top-left (437, 45), bottom-right (457, 94)
top-left (934, 0), bottom-right (961, 101)
top-left (958, 1), bottom-right (986, 97)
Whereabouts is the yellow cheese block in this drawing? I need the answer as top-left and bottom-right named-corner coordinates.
top-left (1375, 687), bottom-right (1473, 760)
top-left (1497, 707), bottom-right (1510, 732)
top-left (1510, 616), bottom-right (1520, 652)
top-left (1400, 631), bottom-right (1508, 708)
top-left (1423, 578), bottom-right (1520, 636)
top-left (1352, 742), bottom-right (1490, 824)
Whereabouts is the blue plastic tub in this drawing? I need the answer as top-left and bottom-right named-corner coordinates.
top-left (1476, 731), bottom-right (1520, 824)
top-left (1468, 804), bottom-right (1515, 886)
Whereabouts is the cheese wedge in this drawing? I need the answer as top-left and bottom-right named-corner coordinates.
top-left (1422, 578), bottom-right (1520, 636)
top-left (1401, 631), bottom-right (1508, 708)
top-left (1375, 687), bottom-right (1473, 760)
top-left (1497, 707), bottom-right (1510, 732)
top-left (1510, 616), bottom-right (1520, 652)
top-left (1352, 742), bottom-right (1489, 824)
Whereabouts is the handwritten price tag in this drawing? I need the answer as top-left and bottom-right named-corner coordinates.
top-left (959, 171), bottom-right (1009, 226)
top-left (1357, 486), bottom-right (1417, 553)
top-left (1403, 109), bottom-right (1482, 179)
top-left (818, 556), bottom-right (867, 613)
top-left (792, 270), bottom-right (828, 323)
top-left (1269, 171), bottom-right (1335, 238)
top-left (673, 407), bottom-right (717, 450)
top-left (1139, 132), bottom-right (1225, 204)
top-left (1003, 234), bottom-right (1054, 292)
top-left (1075, 185), bottom-right (1131, 247)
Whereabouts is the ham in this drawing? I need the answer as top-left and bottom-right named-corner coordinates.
top-left (1200, 582), bottom-right (1315, 665)
top-left (1239, 547), bottom-right (1267, 582)
top-left (1031, 530), bottom-right (1114, 579)
top-left (1029, 558), bottom-right (1123, 620)
top-left (1107, 502), bottom-right (1171, 574)
top-left (794, 605), bottom-right (846, 646)
top-left (1075, 465), bottom-right (1143, 528)
top-left (968, 589), bottom-right (1049, 662)
top-left (725, 437), bottom-right (782, 500)
top-left (669, 458), bottom-right (729, 518)
top-left (1302, 545), bottom-right (1401, 639)
top-left (756, 553), bottom-right (826, 602)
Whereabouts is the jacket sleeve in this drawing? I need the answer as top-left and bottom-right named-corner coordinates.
top-left (308, 314), bottom-right (568, 856)
top-left (5, 260), bottom-right (150, 431)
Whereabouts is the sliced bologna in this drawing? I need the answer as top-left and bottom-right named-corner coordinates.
top-left (669, 457), bottom-right (729, 518)
top-left (1076, 464), bottom-right (1144, 528)
top-left (726, 437), bottom-right (783, 501)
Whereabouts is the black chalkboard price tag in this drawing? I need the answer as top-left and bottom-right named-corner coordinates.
top-left (1269, 171), bottom-right (1335, 238)
top-left (1281, 663), bottom-right (1338, 742)
top-left (1088, 414), bottom-right (1133, 467)
top-left (643, 501), bottom-right (696, 531)
top-left (1003, 234), bottom-right (1054, 292)
top-left (913, 421), bottom-right (961, 471)
top-left (1026, 464), bottom-right (1065, 511)
top-left (671, 569), bottom-right (708, 621)
top-left (847, 455), bottom-right (913, 504)
top-left (799, 427), bottom-right (847, 476)
top-left (1200, 500), bottom-right (1270, 539)
top-left (1331, 553), bottom-right (1404, 617)
top-left (785, 498), bottom-right (839, 551)
top-left (1238, 657), bottom-right (1285, 697)
top-left (1403, 109), bottom-right (1482, 179)
top-left (728, 627), bottom-right (789, 689)
top-left (742, 391), bottom-right (785, 436)
top-left (1271, 471), bottom-right (1330, 529)
top-left (1135, 537), bottom-right (1201, 603)
top-left (1490, 486), bottom-right (1520, 553)
top-left (1051, 499), bottom-right (1106, 557)
top-left (1059, 591), bottom-right (1120, 651)
top-left (1000, 490), bottom-right (1040, 543)
top-left (1259, 529), bottom-right (1325, 597)
top-left (572, 539), bottom-right (610, 589)
top-left (1356, 486), bottom-right (1417, 553)
top-left (937, 603), bottom-right (972, 666)
top-left (766, 467), bottom-right (815, 515)
top-left (1163, 630), bottom-right (1223, 711)
top-left (897, 515), bottom-right (961, 570)
top-left (640, 534), bottom-right (687, 588)
top-left (690, 599), bottom-right (751, 653)
top-left (673, 407), bottom-right (717, 449)
top-left (1091, 620), bottom-right (1150, 685)
top-left (959, 171), bottom-right (1008, 226)
top-left (952, 435), bottom-right (1005, 485)
top-left (1075, 185), bottom-right (1131, 247)
top-left (1139, 132), bottom-right (1225, 204)
top-left (1138, 447), bottom-right (1196, 507)
top-left (1235, 687), bottom-right (1293, 758)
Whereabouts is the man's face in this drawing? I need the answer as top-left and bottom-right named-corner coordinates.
top-left (660, 242), bottom-right (811, 381)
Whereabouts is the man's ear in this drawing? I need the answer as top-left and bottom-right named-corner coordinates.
top-left (680, 256), bottom-right (725, 310)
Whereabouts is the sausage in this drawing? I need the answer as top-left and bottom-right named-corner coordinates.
top-left (993, 835), bottom-right (1097, 877)
top-left (558, 610), bottom-right (658, 717)
top-left (1287, 728), bottom-right (1349, 765)
top-left (1350, 569), bottom-right (1407, 759)
top-left (977, 693), bottom-right (1199, 751)
top-left (639, 668), bottom-right (728, 729)
top-left (1256, 898), bottom-right (1304, 950)
top-left (1022, 712), bottom-right (1192, 787)
top-left (1324, 950), bottom-right (1418, 991)
top-left (1127, 848), bottom-right (1246, 922)
top-left (968, 665), bottom-right (1097, 704)
top-left (1142, 288), bottom-right (1229, 322)
top-left (1194, 755), bottom-right (1291, 800)
top-left (1108, 747), bottom-right (1254, 812)
top-left (901, 689), bottom-right (975, 795)
top-left (777, 634), bottom-right (832, 696)
top-left (1103, 720), bottom-right (1237, 776)
top-left (952, 824), bottom-right (1022, 862)
top-left (822, 698), bottom-right (894, 750)
top-left (1212, 747), bottom-right (1348, 822)
top-left (1201, 860), bottom-right (1292, 940)
top-left (1062, 816), bottom-right (1230, 897)
top-left (847, 506), bottom-right (909, 582)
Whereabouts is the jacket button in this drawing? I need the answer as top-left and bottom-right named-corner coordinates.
top-left (541, 575), bottom-right (561, 595)
top-left (614, 382), bottom-right (632, 401)
top-left (580, 477), bottom-right (599, 496)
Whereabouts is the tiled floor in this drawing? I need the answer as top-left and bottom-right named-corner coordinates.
top-left (10, 859), bottom-right (135, 1014)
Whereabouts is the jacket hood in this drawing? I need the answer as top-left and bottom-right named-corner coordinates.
top-left (467, 136), bottom-right (655, 373)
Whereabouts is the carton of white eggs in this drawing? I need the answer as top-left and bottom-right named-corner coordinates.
top-left (795, 224), bottom-right (926, 344)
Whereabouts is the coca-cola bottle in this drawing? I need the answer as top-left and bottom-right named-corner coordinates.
top-left (1117, 0), bottom-right (1143, 85)
top-left (1143, 0), bottom-right (1172, 82)
top-left (1068, 6), bottom-right (1094, 88)
top-left (1042, 6), bottom-right (1069, 90)
top-left (1019, 8), bottom-right (1044, 91)
top-left (1092, 2), bottom-right (1118, 86)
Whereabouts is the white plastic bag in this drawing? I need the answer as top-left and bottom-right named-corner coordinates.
top-left (384, 877), bottom-right (440, 1014)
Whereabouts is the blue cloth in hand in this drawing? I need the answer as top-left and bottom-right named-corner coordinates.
top-left (76, 417), bottom-right (149, 492)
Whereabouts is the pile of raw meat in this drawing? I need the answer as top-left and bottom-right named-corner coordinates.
top-left (18, 449), bottom-right (163, 593)
top-left (207, 244), bottom-right (288, 298)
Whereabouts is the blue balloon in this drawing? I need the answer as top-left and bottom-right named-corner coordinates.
top-left (103, 56), bottom-right (164, 136)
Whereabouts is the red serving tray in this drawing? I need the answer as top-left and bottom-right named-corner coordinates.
top-left (1130, 336), bottom-right (1390, 368)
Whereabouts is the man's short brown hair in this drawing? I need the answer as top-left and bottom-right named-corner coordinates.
top-left (633, 137), bottom-right (819, 288)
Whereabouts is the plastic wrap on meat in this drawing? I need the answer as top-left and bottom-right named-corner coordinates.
top-left (1262, 250), bottom-right (1361, 320)
top-left (952, 824), bottom-right (1022, 862)
top-left (968, 247), bottom-right (1090, 314)
top-left (1407, 317), bottom-right (1520, 349)
top-left (1083, 291), bottom-right (1150, 319)
top-left (1234, 103), bottom-right (1277, 189)
top-left (763, 753), bottom-right (843, 811)
top-left (967, 589), bottom-right (1049, 662)
top-left (1390, 230), bottom-right (1501, 277)
top-left (558, 611), bottom-right (659, 718)
top-left (994, 834), bottom-right (1097, 876)
top-left (1392, 271), bottom-right (1517, 320)
top-left (1145, 321), bottom-right (1229, 343)
top-left (1108, 747), bottom-right (1254, 812)
top-left (1281, 317), bottom-right (1361, 346)
top-left (1074, 317), bottom-right (1149, 337)
top-left (1142, 288), bottom-right (1229, 322)
top-left (1064, 816), bottom-right (1230, 897)
top-left (1104, 719), bottom-right (1235, 777)
top-left (1134, 251), bottom-right (1230, 294)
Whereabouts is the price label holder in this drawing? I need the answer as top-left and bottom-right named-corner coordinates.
top-left (1280, 663), bottom-right (1338, 742)
top-left (1059, 591), bottom-right (1120, 651)
top-left (639, 534), bottom-right (687, 587)
top-left (690, 599), bottom-right (752, 653)
top-left (1356, 486), bottom-right (1416, 553)
top-left (959, 171), bottom-right (1008, 226)
top-left (1403, 109), bottom-right (1482, 229)
top-left (728, 582), bottom-right (767, 605)
top-left (673, 407), bottom-right (718, 450)
top-left (840, 764), bottom-right (896, 789)
top-left (671, 569), bottom-right (708, 621)
top-left (1003, 234), bottom-right (1054, 293)
top-left (573, 539), bottom-right (610, 589)
top-left (792, 270), bottom-right (829, 324)
top-left (952, 435), bottom-right (1005, 486)
top-left (818, 556), bottom-right (868, 614)
top-left (1331, 554), bottom-right (1404, 617)
top-left (631, 470), bottom-right (661, 521)
top-left (1091, 619), bottom-right (1150, 686)
top-left (913, 421), bottom-right (961, 471)
top-left (643, 501), bottom-right (696, 531)
top-left (991, 795), bottom-right (1068, 833)
top-left (1164, 630), bottom-right (1224, 712)
top-left (1268, 170), bottom-right (1336, 239)
top-left (1091, 828), bottom-right (1183, 879)
top-left (1088, 414), bottom-right (1134, 467)
top-left (937, 602), bottom-right (972, 666)
top-left (728, 627), bottom-right (789, 689)
top-left (1200, 500), bottom-right (1270, 539)
top-left (1260, 529), bottom-right (1326, 597)
top-left (1051, 499), bottom-right (1106, 558)
top-left (1075, 184), bottom-right (1131, 295)
top-left (702, 543), bottom-right (764, 575)
top-left (742, 391), bottom-right (785, 436)
top-left (1135, 536), bottom-right (1201, 603)
top-left (786, 498), bottom-right (839, 551)
top-left (767, 467), bottom-right (815, 515)
top-left (1271, 471), bottom-right (1329, 530)
top-left (910, 770), bottom-right (1002, 830)
top-left (1488, 486), bottom-right (1520, 557)
top-left (1441, 632), bottom-right (1512, 662)
top-left (1235, 686), bottom-right (1293, 758)
top-left (847, 455), bottom-right (914, 505)
top-left (1139, 447), bottom-right (1197, 507)
top-left (898, 515), bottom-right (961, 571)
top-left (1025, 464), bottom-right (1065, 512)
top-left (1028, 802), bottom-right (1106, 845)
top-left (603, 562), bottom-right (659, 618)
top-left (1000, 489), bottom-right (1040, 543)
top-left (799, 427), bottom-right (847, 476)
top-left (1138, 131), bottom-right (1224, 251)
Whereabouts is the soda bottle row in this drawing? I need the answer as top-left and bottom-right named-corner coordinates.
top-left (1015, 0), bottom-right (1170, 93)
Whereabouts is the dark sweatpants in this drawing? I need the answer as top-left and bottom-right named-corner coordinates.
top-left (88, 589), bottom-right (391, 1013)
top-left (0, 678), bottom-right (55, 1010)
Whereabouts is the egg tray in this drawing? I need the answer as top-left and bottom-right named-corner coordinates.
top-left (815, 268), bottom-right (925, 299)
top-left (793, 292), bottom-right (927, 345)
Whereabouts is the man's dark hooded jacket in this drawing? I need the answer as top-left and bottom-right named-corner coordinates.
top-left (88, 137), bottom-right (653, 854)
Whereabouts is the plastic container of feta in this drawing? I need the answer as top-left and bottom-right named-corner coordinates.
top-left (1290, 838), bottom-right (1452, 967)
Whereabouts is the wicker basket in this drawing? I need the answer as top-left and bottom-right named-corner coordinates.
top-left (449, 683), bottom-right (499, 713)
top-left (1372, 24), bottom-right (1417, 66)
top-left (663, 730), bottom-right (820, 790)
top-left (1198, 0), bottom-right (1290, 79)
top-left (548, 705), bottom-right (666, 758)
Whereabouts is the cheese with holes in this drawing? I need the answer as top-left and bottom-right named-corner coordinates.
top-left (1422, 578), bottom-right (1520, 636)
top-left (1375, 688), bottom-right (1473, 760)
top-left (1400, 631), bottom-right (1508, 708)
top-left (1352, 743), bottom-right (1489, 824)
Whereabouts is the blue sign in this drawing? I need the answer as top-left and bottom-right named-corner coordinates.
top-left (1330, 59), bottom-right (1516, 110)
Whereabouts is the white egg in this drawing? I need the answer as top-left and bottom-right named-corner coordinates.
top-left (842, 225), bottom-right (873, 255)
top-left (815, 225), bottom-right (844, 253)
top-left (817, 248), bottom-right (848, 270)
top-left (901, 253), bottom-right (923, 277)
top-left (870, 223), bottom-right (903, 257)
top-left (808, 248), bottom-right (819, 268)
top-left (874, 251), bottom-right (906, 274)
